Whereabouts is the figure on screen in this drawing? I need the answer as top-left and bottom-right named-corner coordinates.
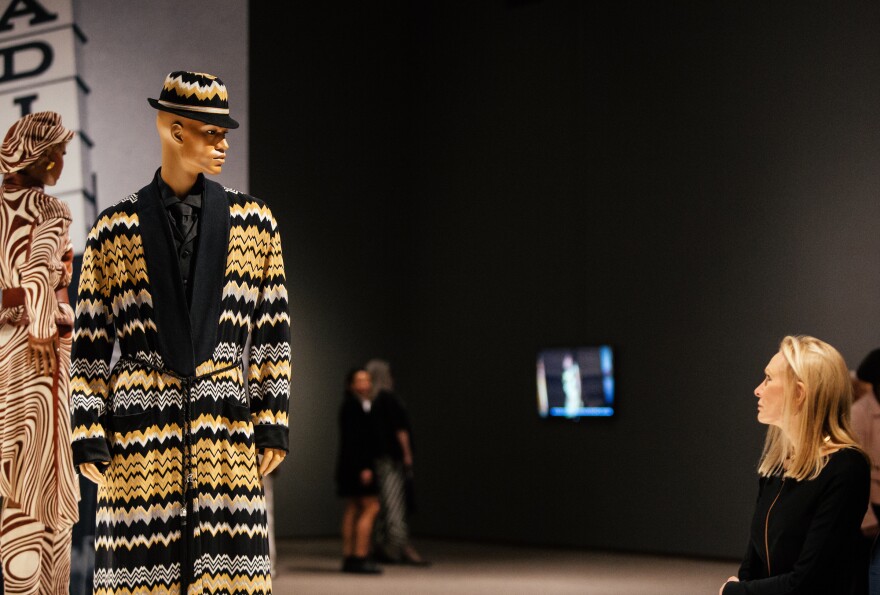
top-left (0, 111), bottom-right (79, 594)
top-left (561, 353), bottom-right (583, 418)
top-left (70, 71), bottom-right (291, 593)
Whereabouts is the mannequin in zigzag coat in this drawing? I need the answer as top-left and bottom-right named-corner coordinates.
top-left (70, 71), bottom-right (291, 594)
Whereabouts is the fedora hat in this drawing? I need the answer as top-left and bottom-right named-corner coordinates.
top-left (148, 71), bottom-right (239, 129)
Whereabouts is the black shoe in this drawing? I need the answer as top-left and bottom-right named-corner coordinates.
top-left (372, 550), bottom-right (399, 564)
top-left (343, 556), bottom-right (383, 574)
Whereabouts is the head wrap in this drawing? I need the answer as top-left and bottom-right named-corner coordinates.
top-left (0, 111), bottom-right (74, 174)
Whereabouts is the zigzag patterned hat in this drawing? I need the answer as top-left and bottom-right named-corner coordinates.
top-left (148, 71), bottom-right (239, 129)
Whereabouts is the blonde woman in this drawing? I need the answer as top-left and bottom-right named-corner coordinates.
top-left (721, 335), bottom-right (870, 595)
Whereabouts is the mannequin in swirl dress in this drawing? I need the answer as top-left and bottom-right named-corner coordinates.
top-left (0, 111), bottom-right (79, 594)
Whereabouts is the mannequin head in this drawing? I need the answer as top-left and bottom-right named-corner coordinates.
top-left (156, 110), bottom-right (229, 178)
top-left (0, 111), bottom-right (74, 187)
top-left (19, 141), bottom-right (68, 187)
top-left (149, 71), bottom-right (238, 196)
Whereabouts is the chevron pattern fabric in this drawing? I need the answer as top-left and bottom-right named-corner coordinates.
top-left (70, 183), bottom-right (290, 594)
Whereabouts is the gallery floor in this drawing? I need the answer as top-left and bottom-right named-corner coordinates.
top-left (270, 537), bottom-right (739, 594)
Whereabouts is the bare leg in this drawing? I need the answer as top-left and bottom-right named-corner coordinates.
top-left (354, 496), bottom-right (380, 558)
top-left (341, 499), bottom-right (359, 557)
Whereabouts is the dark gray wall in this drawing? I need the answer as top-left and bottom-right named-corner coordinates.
top-left (248, 2), bottom-right (414, 536)
top-left (251, 1), bottom-right (880, 559)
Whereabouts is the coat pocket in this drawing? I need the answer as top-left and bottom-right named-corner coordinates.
top-left (109, 408), bottom-right (160, 434)
top-left (223, 398), bottom-right (252, 424)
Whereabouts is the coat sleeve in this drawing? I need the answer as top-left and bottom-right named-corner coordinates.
top-left (723, 454), bottom-right (870, 595)
top-left (850, 402), bottom-right (878, 533)
top-left (19, 214), bottom-right (68, 341)
top-left (69, 219), bottom-right (116, 467)
top-left (735, 478), bottom-right (767, 583)
top-left (248, 211), bottom-right (291, 453)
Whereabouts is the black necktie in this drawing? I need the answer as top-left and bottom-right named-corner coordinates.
top-left (168, 199), bottom-right (197, 243)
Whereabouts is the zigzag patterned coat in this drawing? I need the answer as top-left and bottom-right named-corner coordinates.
top-left (70, 171), bottom-right (291, 594)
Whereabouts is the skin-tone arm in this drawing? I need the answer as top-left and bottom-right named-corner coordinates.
top-left (397, 429), bottom-right (413, 468)
top-left (82, 447), bottom-right (288, 485)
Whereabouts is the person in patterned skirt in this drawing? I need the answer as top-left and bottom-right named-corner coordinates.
top-left (0, 111), bottom-right (79, 594)
top-left (71, 71), bottom-right (291, 594)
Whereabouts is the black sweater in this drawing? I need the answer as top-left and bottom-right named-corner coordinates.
top-left (724, 448), bottom-right (870, 595)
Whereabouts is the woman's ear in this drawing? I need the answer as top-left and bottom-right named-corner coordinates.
top-left (795, 381), bottom-right (807, 409)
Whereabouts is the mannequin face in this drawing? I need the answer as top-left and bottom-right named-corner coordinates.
top-left (177, 117), bottom-right (229, 176)
top-left (20, 144), bottom-right (66, 187)
top-left (161, 113), bottom-right (229, 177)
top-left (40, 145), bottom-right (66, 186)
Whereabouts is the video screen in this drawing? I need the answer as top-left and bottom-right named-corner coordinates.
top-left (537, 346), bottom-right (614, 418)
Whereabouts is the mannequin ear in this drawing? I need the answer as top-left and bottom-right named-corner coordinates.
top-left (170, 122), bottom-right (184, 144)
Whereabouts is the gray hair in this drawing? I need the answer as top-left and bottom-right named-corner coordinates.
top-left (365, 359), bottom-right (393, 397)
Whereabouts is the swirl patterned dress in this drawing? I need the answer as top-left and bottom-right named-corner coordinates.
top-left (0, 180), bottom-right (80, 591)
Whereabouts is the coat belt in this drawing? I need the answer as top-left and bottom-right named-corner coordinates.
top-left (2, 286), bottom-right (71, 308)
top-left (115, 356), bottom-right (241, 589)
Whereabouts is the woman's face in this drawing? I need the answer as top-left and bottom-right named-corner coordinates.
top-left (350, 371), bottom-right (372, 400)
top-left (755, 351), bottom-right (789, 428)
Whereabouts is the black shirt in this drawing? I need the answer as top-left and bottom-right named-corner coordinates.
top-left (157, 174), bottom-right (203, 305)
top-left (371, 390), bottom-right (411, 461)
top-left (724, 448), bottom-right (870, 595)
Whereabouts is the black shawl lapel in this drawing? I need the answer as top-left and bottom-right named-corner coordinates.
top-left (190, 178), bottom-right (230, 367)
top-left (137, 169), bottom-right (196, 376)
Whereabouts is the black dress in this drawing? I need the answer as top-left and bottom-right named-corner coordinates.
top-left (724, 448), bottom-right (870, 595)
top-left (335, 391), bottom-right (381, 497)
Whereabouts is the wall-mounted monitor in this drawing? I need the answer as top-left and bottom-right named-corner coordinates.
top-left (537, 346), bottom-right (615, 418)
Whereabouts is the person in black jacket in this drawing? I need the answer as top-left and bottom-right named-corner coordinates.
top-left (721, 335), bottom-right (870, 595)
top-left (336, 368), bottom-right (383, 574)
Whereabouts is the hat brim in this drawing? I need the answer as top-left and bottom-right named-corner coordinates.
top-left (148, 98), bottom-right (240, 129)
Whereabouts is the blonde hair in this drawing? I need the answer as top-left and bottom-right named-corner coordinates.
top-left (758, 335), bottom-right (865, 481)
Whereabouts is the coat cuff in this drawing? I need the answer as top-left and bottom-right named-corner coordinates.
top-left (722, 581), bottom-right (745, 595)
top-left (255, 424), bottom-right (289, 453)
top-left (72, 437), bottom-right (111, 468)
